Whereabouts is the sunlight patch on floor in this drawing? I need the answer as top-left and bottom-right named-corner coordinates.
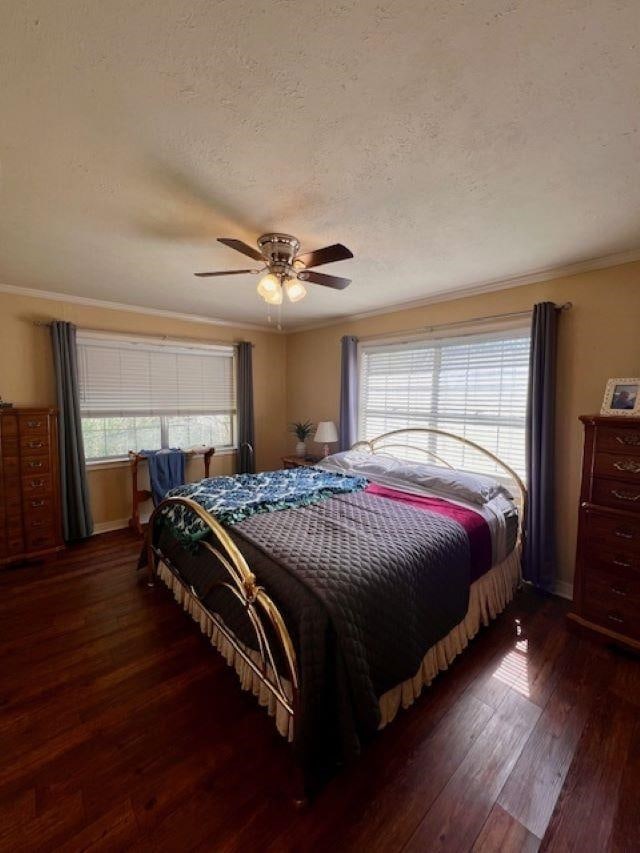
top-left (492, 619), bottom-right (530, 697)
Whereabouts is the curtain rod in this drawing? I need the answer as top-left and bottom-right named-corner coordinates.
top-left (30, 321), bottom-right (254, 348)
top-left (358, 302), bottom-right (572, 343)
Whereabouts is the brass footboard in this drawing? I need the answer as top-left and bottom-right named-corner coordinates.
top-left (145, 496), bottom-right (299, 725)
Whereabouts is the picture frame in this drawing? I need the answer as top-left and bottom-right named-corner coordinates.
top-left (600, 377), bottom-right (640, 417)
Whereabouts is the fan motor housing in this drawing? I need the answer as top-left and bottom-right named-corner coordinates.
top-left (257, 233), bottom-right (300, 267)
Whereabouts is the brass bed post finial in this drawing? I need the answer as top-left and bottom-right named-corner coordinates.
top-left (242, 571), bottom-right (259, 602)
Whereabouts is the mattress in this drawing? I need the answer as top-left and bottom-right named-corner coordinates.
top-left (150, 473), bottom-right (520, 774)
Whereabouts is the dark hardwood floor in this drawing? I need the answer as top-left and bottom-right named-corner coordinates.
top-left (1, 530), bottom-right (639, 851)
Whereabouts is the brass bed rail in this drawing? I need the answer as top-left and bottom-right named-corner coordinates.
top-left (145, 496), bottom-right (299, 720)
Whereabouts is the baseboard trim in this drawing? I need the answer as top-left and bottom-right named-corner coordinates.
top-left (93, 514), bottom-right (150, 534)
top-left (553, 580), bottom-right (574, 601)
top-left (521, 577), bottom-right (574, 601)
top-left (93, 518), bottom-right (131, 534)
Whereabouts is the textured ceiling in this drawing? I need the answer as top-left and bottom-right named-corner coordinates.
top-left (1, 0), bottom-right (639, 328)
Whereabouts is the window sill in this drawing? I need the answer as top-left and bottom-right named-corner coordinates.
top-left (86, 447), bottom-right (238, 471)
top-left (86, 458), bottom-right (130, 471)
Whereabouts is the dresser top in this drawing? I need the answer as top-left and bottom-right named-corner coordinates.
top-left (0, 406), bottom-right (57, 415)
top-left (580, 414), bottom-right (640, 426)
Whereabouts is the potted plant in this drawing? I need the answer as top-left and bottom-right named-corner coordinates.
top-left (289, 420), bottom-right (315, 458)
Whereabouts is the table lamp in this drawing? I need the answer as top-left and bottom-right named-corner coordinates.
top-left (314, 421), bottom-right (338, 458)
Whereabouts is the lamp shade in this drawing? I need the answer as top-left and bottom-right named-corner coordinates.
top-left (314, 421), bottom-right (338, 444)
top-left (284, 278), bottom-right (307, 303)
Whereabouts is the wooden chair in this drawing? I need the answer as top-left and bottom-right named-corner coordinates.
top-left (128, 447), bottom-right (215, 535)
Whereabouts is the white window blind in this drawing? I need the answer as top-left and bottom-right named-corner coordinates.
top-left (358, 325), bottom-right (531, 479)
top-left (77, 333), bottom-right (236, 417)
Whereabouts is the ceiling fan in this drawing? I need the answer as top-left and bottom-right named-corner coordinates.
top-left (195, 233), bottom-right (353, 305)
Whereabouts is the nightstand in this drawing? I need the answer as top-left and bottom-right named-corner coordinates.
top-left (282, 455), bottom-right (321, 469)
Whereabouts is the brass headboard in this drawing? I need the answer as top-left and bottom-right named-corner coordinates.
top-left (351, 427), bottom-right (527, 540)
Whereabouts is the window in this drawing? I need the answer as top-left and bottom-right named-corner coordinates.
top-left (358, 324), bottom-right (531, 479)
top-left (81, 416), bottom-right (162, 460)
top-left (77, 332), bottom-right (236, 461)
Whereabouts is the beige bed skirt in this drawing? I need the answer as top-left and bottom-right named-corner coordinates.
top-left (157, 547), bottom-right (521, 742)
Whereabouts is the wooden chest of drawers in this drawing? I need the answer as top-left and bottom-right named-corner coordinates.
top-left (569, 415), bottom-right (640, 649)
top-left (0, 407), bottom-right (64, 566)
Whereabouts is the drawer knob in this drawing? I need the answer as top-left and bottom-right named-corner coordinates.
top-left (612, 557), bottom-right (632, 568)
top-left (613, 459), bottom-right (640, 474)
top-left (27, 440), bottom-right (43, 449)
top-left (31, 519), bottom-right (48, 528)
top-left (607, 613), bottom-right (625, 624)
top-left (28, 461), bottom-right (43, 469)
top-left (615, 434), bottom-right (640, 446)
top-left (26, 420), bottom-right (42, 428)
top-left (614, 529), bottom-right (634, 539)
top-left (610, 585), bottom-right (628, 596)
top-left (31, 499), bottom-right (45, 508)
top-left (611, 489), bottom-right (640, 502)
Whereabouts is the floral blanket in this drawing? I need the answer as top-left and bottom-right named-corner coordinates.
top-left (158, 467), bottom-right (367, 542)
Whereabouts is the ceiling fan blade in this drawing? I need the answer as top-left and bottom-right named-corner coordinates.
top-left (298, 270), bottom-right (351, 290)
top-left (194, 269), bottom-right (257, 277)
top-left (217, 237), bottom-right (263, 262)
top-left (295, 243), bottom-right (353, 269)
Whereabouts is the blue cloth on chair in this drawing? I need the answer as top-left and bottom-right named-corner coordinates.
top-left (140, 449), bottom-right (186, 507)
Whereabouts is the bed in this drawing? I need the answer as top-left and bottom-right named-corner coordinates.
top-left (141, 428), bottom-right (526, 801)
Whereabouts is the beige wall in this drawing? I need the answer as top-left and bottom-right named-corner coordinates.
top-left (286, 260), bottom-right (640, 593)
top-left (2, 259), bottom-right (639, 591)
top-left (0, 292), bottom-right (287, 527)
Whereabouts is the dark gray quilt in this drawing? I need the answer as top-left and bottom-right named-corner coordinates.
top-left (151, 490), bottom-right (472, 772)
top-left (236, 491), bottom-right (470, 735)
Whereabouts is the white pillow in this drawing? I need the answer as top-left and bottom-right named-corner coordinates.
top-left (391, 461), bottom-right (513, 504)
top-left (319, 450), bottom-right (401, 476)
top-left (319, 451), bottom-right (513, 505)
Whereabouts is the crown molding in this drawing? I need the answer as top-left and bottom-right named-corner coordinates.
top-left (0, 282), bottom-right (280, 334)
top-left (2, 247), bottom-right (639, 336)
top-left (287, 248), bottom-right (640, 333)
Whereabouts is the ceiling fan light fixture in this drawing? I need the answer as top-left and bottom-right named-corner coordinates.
top-left (285, 278), bottom-right (307, 303)
top-left (197, 234), bottom-right (353, 317)
top-left (263, 282), bottom-right (283, 305)
top-left (257, 272), bottom-right (279, 301)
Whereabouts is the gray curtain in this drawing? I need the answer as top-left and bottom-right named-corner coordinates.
top-left (51, 321), bottom-right (93, 541)
top-left (339, 335), bottom-right (358, 451)
top-left (524, 302), bottom-right (557, 590)
top-left (237, 342), bottom-right (255, 474)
